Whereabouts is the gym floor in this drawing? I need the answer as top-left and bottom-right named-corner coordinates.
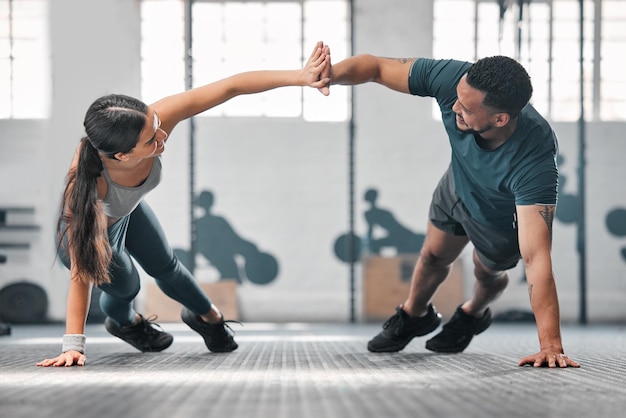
top-left (1, 321), bottom-right (625, 418)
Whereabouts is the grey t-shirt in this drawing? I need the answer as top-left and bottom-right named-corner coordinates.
top-left (101, 156), bottom-right (162, 219)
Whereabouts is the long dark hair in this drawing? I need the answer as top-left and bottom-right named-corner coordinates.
top-left (57, 94), bottom-right (148, 285)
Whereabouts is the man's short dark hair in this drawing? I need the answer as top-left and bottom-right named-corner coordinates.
top-left (466, 56), bottom-right (533, 118)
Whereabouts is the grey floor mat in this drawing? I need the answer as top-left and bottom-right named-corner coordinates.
top-left (1, 322), bottom-right (625, 418)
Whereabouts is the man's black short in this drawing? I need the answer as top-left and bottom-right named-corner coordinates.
top-left (429, 166), bottom-right (521, 271)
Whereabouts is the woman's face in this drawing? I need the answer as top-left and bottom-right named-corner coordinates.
top-left (131, 109), bottom-right (168, 158)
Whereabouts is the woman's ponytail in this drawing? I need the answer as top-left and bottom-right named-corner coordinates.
top-left (57, 137), bottom-right (112, 285)
top-left (57, 94), bottom-right (148, 285)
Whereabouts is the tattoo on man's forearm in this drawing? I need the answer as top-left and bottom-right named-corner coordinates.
top-left (528, 283), bottom-right (533, 301)
top-left (384, 57), bottom-right (414, 64)
top-left (539, 205), bottom-right (555, 236)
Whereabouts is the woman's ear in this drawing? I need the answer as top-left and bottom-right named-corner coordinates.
top-left (114, 152), bottom-right (129, 162)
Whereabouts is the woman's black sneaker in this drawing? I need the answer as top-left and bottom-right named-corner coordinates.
top-left (425, 305), bottom-right (492, 353)
top-left (181, 307), bottom-right (239, 353)
top-left (367, 304), bottom-right (442, 352)
top-left (104, 314), bottom-right (173, 352)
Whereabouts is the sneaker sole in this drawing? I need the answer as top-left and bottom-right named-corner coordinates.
top-left (181, 309), bottom-right (238, 353)
top-left (367, 314), bottom-right (442, 353)
top-left (104, 319), bottom-right (173, 353)
top-left (425, 317), bottom-right (491, 353)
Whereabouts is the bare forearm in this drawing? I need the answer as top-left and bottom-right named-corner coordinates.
top-left (156, 69), bottom-right (320, 127)
top-left (330, 54), bottom-right (413, 93)
top-left (226, 70), bottom-right (308, 94)
top-left (526, 266), bottom-right (563, 352)
top-left (330, 54), bottom-right (381, 86)
top-left (65, 278), bottom-right (92, 335)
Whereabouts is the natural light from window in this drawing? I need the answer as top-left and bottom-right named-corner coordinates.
top-left (0, 0), bottom-right (49, 119)
top-left (141, 0), bottom-right (350, 122)
top-left (433, 0), bottom-right (625, 122)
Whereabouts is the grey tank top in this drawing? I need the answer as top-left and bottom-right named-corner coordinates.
top-left (101, 156), bottom-right (162, 218)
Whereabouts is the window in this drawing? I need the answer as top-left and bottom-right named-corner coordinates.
top-left (0, 0), bottom-right (49, 119)
top-left (601, 1), bottom-right (626, 120)
top-left (434, 0), bottom-right (625, 122)
top-left (141, 0), bottom-right (350, 121)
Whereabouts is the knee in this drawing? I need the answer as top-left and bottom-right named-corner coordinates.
top-left (475, 268), bottom-right (509, 289)
top-left (100, 278), bottom-right (141, 301)
top-left (142, 251), bottom-right (176, 277)
top-left (57, 245), bottom-right (71, 270)
top-left (419, 248), bottom-right (456, 270)
top-left (146, 255), bottom-right (186, 281)
top-left (473, 252), bottom-right (509, 288)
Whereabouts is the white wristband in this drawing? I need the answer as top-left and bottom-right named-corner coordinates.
top-left (62, 334), bottom-right (86, 354)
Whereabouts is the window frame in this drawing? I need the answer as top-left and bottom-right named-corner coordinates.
top-left (0, 0), bottom-right (49, 119)
top-left (140, 0), bottom-right (351, 122)
top-left (433, 0), bottom-right (624, 122)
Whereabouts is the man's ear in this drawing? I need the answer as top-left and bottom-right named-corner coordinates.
top-left (494, 112), bottom-right (511, 127)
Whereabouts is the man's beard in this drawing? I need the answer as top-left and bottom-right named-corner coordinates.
top-left (457, 122), bottom-right (494, 135)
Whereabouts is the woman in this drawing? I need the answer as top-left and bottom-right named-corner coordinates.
top-left (37, 42), bottom-right (330, 367)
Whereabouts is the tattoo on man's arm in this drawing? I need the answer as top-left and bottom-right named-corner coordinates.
top-left (383, 57), bottom-right (414, 64)
top-left (528, 283), bottom-right (533, 301)
top-left (539, 205), bottom-right (555, 236)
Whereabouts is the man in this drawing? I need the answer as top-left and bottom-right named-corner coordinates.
top-left (319, 48), bottom-right (580, 368)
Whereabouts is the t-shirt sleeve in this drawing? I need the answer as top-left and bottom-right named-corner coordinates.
top-left (513, 158), bottom-right (559, 206)
top-left (408, 58), bottom-right (472, 108)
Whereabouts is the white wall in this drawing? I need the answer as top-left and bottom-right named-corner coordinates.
top-left (1, 0), bottom-right (625, 324)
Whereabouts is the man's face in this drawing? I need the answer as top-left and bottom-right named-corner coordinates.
top-left (452, 75), bottom-right (496, 135)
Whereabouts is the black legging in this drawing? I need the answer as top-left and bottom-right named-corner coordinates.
top-left (58, 201), bottom-right (213, 326)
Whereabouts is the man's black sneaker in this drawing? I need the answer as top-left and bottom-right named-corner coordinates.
top-left (104, 314), bottom-right (173, 352)
top-left (425, 305), bottom-right (492, 353)
top-left (181, 307), bottom-right (239, 353)
top-left (367, 304), bottom-right (442, 352)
